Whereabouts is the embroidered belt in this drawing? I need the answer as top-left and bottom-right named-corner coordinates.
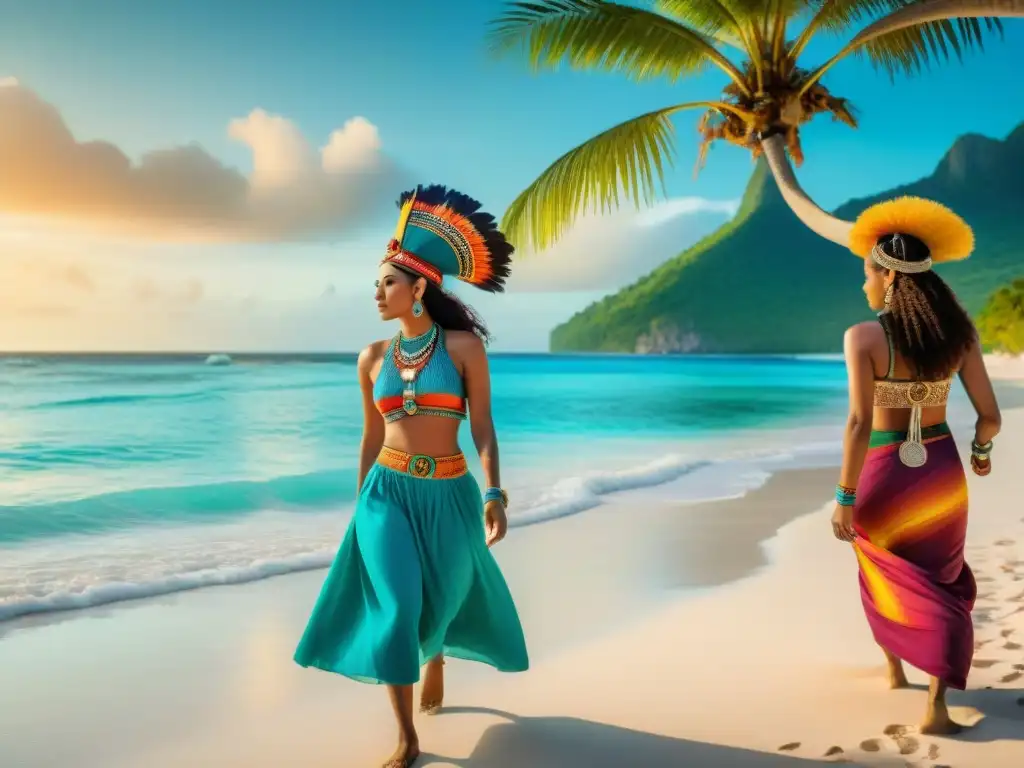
top-left (377, 447), bottom-right (467, 479)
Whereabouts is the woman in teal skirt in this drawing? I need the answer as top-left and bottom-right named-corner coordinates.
top-left (293, 184), bottom-right (529, 767)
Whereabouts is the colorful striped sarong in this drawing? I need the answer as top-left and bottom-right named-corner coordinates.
top-left (852, 423), bottom-right (977, 689)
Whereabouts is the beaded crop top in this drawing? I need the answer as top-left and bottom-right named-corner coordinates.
top-left (373, 327), bottom-right (467, 422)
top-left (873, 318), bottom-right (951, 409)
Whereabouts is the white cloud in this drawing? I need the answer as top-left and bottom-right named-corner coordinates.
top-left (0, 83), bottom-right (407, 242)
top-left (508, 196), bottom-right (740, 293)
top-left (227, 109), bottom-right (316, 190)
top-left (635, 196), bottom-right (740, 226)
top-left (321, 116), bottom-right (383, 173)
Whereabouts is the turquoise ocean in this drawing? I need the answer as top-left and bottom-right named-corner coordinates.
top-left (0, 352), bottom-right (894, 622)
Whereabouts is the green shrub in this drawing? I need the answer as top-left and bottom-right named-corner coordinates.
top-left (977, 278), bottom-right (1024, 355)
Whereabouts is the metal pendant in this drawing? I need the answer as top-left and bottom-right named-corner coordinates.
top-left (899, 403), bottom-right (928, 467)
top-left (402, 375), bottom-right (417, 414)
top-left (898, 440), bottom-right (927, 468)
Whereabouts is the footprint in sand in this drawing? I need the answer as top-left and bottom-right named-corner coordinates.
top-left (895, 736), bottom-right (919, 755)
top-left (1002, 628), bottom-right (1016, 637)
top-left (974, 639), bottom-right (992, 650)
top-left (1000, 671), bottom-right (1023, 684)
top-left (977, 592), bottom-right (995, 601)
top-left (995, 539), bottom-right (1016, 546)
top-left (824, 746), bottom-right (844, 757)
top-left (1005, 641), bottom-right (1022, 650)
top-left (777, 742), bottom-right (801, 751)
top-left (882, 724), bottom-right (920, 756)
top-left (859, 738), bottom-right (883, 752)
top-left (972, 658), bottom-right (1000, 668)
top-left (976, 576), bottom-right (996, 583)
top-left (927, 743), bottom-right (941, 760)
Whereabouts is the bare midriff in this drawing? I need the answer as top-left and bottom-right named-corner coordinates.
top-left (382, 416), bottom-right (462, 458)
top-left (872, 403), bottom-right (949, 433)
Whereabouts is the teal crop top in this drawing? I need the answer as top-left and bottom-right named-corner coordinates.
top-left (373, 328), bottom-right (467, 422)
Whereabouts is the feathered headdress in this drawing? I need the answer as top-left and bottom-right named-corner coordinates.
top-left (382, 184), bottom-right (513, 293)
top-left (848, 196), bottom-right (975, 272)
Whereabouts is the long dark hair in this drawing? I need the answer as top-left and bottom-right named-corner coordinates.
top-left (395, 265), bottom-right (492, 345)
top-left (872, 233), bottom-right (976, 380)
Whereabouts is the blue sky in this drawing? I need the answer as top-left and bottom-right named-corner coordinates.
top-left (1, 0), bottom-right (1022, 351)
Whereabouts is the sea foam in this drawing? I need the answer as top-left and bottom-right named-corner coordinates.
top-left (0, 434), bottom-right (844, 623)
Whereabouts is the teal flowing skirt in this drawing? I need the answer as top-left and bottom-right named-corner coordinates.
top-left (293, 462), bottom-right (529, 686)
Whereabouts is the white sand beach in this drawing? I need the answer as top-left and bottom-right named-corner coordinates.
top-left (2, 380), bottom-right (1023, 768)
top-left (985, 353), bottom-right (1024, 381)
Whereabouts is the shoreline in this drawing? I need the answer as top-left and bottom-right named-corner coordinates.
top-left (0, 417), bottom-right (849, 626)
top-left (0, 463), bottom-right (837, 642)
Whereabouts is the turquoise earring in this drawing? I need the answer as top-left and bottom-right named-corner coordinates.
top-left (412, 300), bottom-right (423, 318)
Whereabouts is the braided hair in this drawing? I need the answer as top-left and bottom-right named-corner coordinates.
top-left (872, 233), bottom-right (977, 380)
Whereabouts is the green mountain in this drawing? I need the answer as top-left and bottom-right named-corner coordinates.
top-left (550, 123), bottom-right (1024, 354)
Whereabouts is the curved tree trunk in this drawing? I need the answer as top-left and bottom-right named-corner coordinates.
top-left (758, 134), bottom-right (854, 247)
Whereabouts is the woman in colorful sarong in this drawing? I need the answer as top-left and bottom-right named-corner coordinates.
top-left (830, 196), bottom-right (1001, 734)
top-left (293, 184), bottom-right (529, 767)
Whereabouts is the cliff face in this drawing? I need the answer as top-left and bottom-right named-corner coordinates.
top-left (634, 319), bottom-right (703, 354)
top-left (551, 122), bottom-right (1024, 354)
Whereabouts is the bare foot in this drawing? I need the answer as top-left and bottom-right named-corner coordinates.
top-left (419, 657), bottom-right (444, 715)
top-left (886, 658), bottom-right (910, 689)
top-left (920, 705), bottom-right (964, 736)
top-left (381, 738), bottom-right (420, 768)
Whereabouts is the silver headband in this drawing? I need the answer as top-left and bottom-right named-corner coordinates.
top-left (870, 234), bottom-right (932, 273)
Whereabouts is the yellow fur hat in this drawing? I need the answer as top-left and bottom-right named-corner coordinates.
top-left (848, 196), bottom-right (975, 263)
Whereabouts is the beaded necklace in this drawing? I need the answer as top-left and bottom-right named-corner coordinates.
top-left (393, 324), bottom-right (440, 416)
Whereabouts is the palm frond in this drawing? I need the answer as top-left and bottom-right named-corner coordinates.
top-left (652, 0), bottom-right (756, 51)
top-left (769, 0), bottom-right (791, 64)
top-left (488, 0), bottom-right (751, 93)
top-left (790, 0), bottom-right (906, 58)
top-left (801, 0), bottom-right (1022, 90)
top-left (860, 17), bottom-right (1003, 78)
top-left (501, 101), bottom-right (753, 252)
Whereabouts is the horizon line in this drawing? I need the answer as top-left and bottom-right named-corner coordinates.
top-left (0, 350), bottom-right (846, 360)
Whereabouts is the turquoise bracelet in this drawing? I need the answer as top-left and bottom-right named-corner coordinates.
top-left (835, 484), bottom-right (857, 506)
top-left (484, 487), bottom-right (508, 506)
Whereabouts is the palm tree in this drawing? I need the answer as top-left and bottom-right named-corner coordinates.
top-left (490, 0), bottom-right (1024, 248)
